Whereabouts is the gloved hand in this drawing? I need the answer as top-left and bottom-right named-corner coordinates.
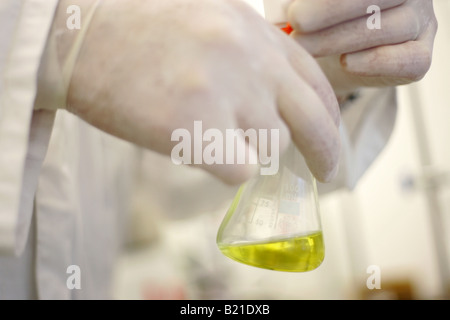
top-left (39, 0), bottom-right (341, 185)
top-left (287, 0), bottom-right (438, 98)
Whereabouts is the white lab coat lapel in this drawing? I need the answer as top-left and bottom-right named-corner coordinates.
top-left (0, 0), bottom-right (59, 255)
top-left (35, 110), bottom-right (136, 299)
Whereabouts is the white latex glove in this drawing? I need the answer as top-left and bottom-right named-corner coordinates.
top-left (287, 0), bottom-right (438, 98)
top-left (38, 0), bottom-right (341, 185)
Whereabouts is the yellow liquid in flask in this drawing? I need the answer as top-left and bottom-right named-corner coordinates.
top-left (218, 232), bottom-right (324, 272)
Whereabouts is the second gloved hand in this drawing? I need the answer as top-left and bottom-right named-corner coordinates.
top-left (288, 0), bottom-right (438, 97)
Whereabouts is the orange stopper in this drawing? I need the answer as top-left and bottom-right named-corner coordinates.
top-left (281, 23), bottom-right (293, 35)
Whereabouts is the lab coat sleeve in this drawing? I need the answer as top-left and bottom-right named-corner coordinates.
top-left (0, 0), bottom-right (59, 255)
top-left (318, 87), bottom-right (398, 194)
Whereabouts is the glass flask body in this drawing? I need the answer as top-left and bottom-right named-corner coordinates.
top-left (216, 144), bottom-right (324, 272)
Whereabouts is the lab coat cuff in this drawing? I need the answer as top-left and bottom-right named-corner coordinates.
top-left (318, 87), bottom-right (398, 195)
top-left (34, 0), bottom-right (102, 111)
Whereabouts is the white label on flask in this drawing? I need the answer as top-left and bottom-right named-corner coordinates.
top-left (278, 199), bottom-right (299, 215)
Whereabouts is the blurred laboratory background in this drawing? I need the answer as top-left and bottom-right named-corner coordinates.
top-left (111, 0), bottom-right (450, 300)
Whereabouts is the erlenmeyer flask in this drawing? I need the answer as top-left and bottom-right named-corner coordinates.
top-left (216, 143), bottom-right (325, 272)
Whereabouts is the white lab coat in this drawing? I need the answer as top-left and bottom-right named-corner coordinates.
top-left (0, 0), bottom-right (137, 299)
top-left (0, 0), bottom-right (397, 299)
